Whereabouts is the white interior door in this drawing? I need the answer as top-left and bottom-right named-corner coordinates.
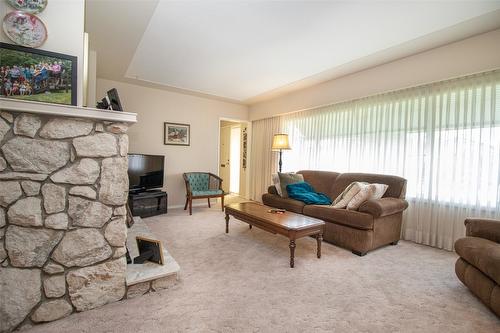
top-left (219, 126), bottom-right (230, 193)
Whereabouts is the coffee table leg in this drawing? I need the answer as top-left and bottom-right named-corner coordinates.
top-left (225, 213), bottom-right (229, 233)
top-left (317, 233), bottom-right (323, 259)
top-left (289, 240), bottom-right (296, 268)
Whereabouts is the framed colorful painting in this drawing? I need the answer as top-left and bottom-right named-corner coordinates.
top-left (164, 122), bottom-right (190, 146)
top-left (0, 42), bottom-right (77, 106)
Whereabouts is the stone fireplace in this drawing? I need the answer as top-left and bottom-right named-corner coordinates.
top-left (0, 99), bottom-right (136, 332)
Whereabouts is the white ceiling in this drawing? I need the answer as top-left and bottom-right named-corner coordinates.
top-left (86, 1), bottom-right (500, 104)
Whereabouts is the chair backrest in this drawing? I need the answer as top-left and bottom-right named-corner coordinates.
top-left (184, 172), bottom-right (210, 191)
top-left (297, 170), bottom-right (340, 197)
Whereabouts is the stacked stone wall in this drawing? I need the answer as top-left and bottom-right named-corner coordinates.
top-left (0, 111), bottom-right (130, 332)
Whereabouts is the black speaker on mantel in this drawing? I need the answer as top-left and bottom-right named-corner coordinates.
top-left (96, 88), bottom-right (123, 111)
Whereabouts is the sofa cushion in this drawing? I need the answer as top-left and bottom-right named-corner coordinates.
top-left (465, 218), bottom-right (500, 244)
top-left (297, 170), bottom-right (340, 199)
top-left (303, 205), bottom-right (374, 230)
top-left (192, 190), bottom-right (223, 197)
top-left (455, 236), bottom-right (500, 285)
top-left (331, 173), bottom-right (406, 200)
top-left (262, 193), bottom-right (305, 214)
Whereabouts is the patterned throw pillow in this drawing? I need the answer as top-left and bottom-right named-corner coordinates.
top-left (271, 173), bottom-right (282, 196)
top-left (278, 172), bottom-right (304, 198)
top-left (371, 183), bottom-right (389, 200)
top-left (346, 183), bottom-right (389, 210)
top-left (332, 182), bottom-right (365, 209)
top-left (347, 184), bottom-right (375, 210)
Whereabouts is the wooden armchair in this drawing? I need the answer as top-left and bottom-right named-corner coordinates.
top-left (183, 172), bottom-right (225, 215)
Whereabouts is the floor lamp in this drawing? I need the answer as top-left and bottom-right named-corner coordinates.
top-left (272, 134), bottom-right (291, 173)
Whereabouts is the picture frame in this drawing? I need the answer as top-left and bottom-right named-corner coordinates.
top-left (164, 122), bottom-right (190, 146)
top-left (135, 236), bottom-right (165, 265)
top-left (0, 42), bottom-right (77, 106)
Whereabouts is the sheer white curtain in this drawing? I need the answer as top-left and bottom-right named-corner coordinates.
top-left (249, 116), bottom-right (282, 201)
top-left (251, 70), bottom-right (500, 250)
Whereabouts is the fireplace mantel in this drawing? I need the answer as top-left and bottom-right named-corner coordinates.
top-left (0, 98), bottom-right (137, 123)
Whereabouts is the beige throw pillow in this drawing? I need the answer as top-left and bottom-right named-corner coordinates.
top-left (371, 183), bottom-right (389, 200)
top-left (278, 172), bottom-right (304, 198)
top-left (271, 173), bottom-right (282, 197)
top-left (346, 183), bottom-right (389, 210)
top-left (347, 184), bottom-right (375, 210)
top-left (332, 182), bottom-right (365, 209)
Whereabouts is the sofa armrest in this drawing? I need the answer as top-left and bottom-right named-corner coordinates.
top-left (359, 198), bottom-right (409, 218)
top-left (268, 185), bottom-right (278, 195)
top-left (465, 218), bottom-right (500, 244)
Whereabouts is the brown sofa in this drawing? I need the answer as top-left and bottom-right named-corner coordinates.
top-left (455, 218), bottom-right (500, 317)
top-left (262, 170), bottom-right (409, 256)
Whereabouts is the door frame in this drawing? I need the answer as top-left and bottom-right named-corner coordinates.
top-left (219, 125), bottom-right (231, 193)
top-left (218, 117), bottom-right (251, 199)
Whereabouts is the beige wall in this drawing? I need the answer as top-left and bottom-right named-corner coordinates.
top-left (96, 78), bottom-right (248, 208)
top-left (0, 0), bottom-right (85, 106)
top-left (249, 29), bottom-right (500, 120)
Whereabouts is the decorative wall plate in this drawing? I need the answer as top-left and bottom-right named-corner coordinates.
top-left (2, 11), bottom-right (47, 48)
top-left (7, 0), bottom-right (48, 14)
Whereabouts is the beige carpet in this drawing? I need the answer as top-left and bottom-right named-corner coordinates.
top-left (28, 205), bottom-right (499, 333)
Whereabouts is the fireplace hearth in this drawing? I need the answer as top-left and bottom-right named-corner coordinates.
top-left (0, 99), bottom-right (136, 333)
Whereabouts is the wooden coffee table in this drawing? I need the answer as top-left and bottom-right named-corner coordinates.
top-left (224, 202), bottom-right (325, 268)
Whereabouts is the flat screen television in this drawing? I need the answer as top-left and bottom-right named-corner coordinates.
top-left (128, 154), bottom-right (165, 193)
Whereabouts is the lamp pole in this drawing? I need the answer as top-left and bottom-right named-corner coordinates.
top-left (278, 149), bottom-right (283, 173)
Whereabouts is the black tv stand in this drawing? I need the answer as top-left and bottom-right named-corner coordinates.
top-left (128, 190), bottom-right (167, 218)
top-left (129, 188), bottom-right (162, 195)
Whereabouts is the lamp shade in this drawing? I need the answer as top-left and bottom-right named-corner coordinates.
top-left (272, 134), bottom-right (291, 151)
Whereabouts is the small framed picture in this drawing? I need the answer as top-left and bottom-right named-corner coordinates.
top-left (135, 236), bottom-right (165, 265)
top-left (164, 122), bottom-right (190, 146)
